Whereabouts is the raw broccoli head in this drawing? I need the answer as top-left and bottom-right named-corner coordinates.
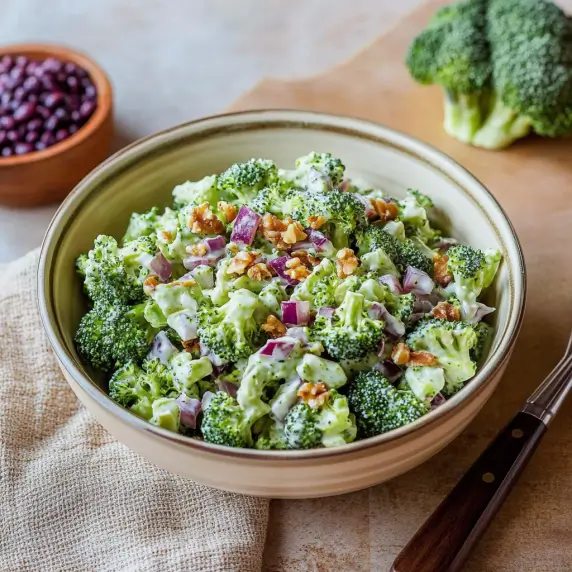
top-left (77, 235), bottom-right (156, 305)
top-left (347, 370), bottom-right (428, 438)
top-left (407, 317), bottom-right (477, 396)
top-left (294, 152), bottom-right (346, 189)
top-left (311, 291), bottom-right (384, 360)
top-left (201, 391), bottom-right (253, 447)
top-left (291, 258), bottom-right (339, 310)
top-left (197, 288), bottom-right (266, 363)
top-left (292, 189), bottom-right (367, 249)
top-left (172, 174), bottom-right (219, 207)
top-left (123, 207), bottom-right (160, 243)
top-left (395, 239), bottom-right (433, 275)
top-left (218, 159), bottom-right (278, 204)
top-left (75, 302), bottom-right (157, 372)
top-left (249, 184), bottom-right (303, 218)
top-left (386, 292), bottom-right (416, 323)
top-left (108, 359), bottom-right (175, 420)
top-left (356, 226), bottom-right (400, 260)
top-left (283, 390), bottom-right (357, 449)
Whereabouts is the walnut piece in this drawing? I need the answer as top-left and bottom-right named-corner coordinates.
top-left (261, 315), bottom-right (287, 338)
top-left (284, 257), bottom-right (312, 281)
top-left (431, 301), bottom-right (461, 322)
top-left (308, 215), bottom-right (327, 230)
top-left (227, 251), bottom-right (258, 275)
top-left (247, 262), bottom-right (273, 281)
top-left (217, 201), bottom-right (238, 223)
top-left (433, 253), bottom-right (453, 287)
top-left (182, 339), bottom-right (200, 353)
top-left (297, 382), bottom-right (330, 409)
top-left (336, 247), bottom-right (359, 279)
top-left (291, 249), bottom-right (319, 268)
top-left (261, 214), bottom-right (289, 250)
top-left (408, 351), bottom-right (438, 367)
top-left (391, 342), bottom-right (411, 365)
top-left (188, 202), bottom-right (225, 235)
top-left (187, 242), bottom-right (208, 257)
top-left (282, 221), bottom-right (308, 245)
top-left (371, 199), bottom-right (399, 221)
top-left (143, 275), bottom-right (160, 296)
top-left (170, 279), bottom-right (197, 288)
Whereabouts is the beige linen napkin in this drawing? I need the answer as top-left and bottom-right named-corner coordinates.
top-left (0, 249), bottom-right (269, 572)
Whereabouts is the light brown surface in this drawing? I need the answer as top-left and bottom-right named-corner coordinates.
top-left (229, 1), bottom-right (572, 570)
top-left (0, 43), bottom-right (113, 207)
top-left (0, 250), bottom-right (268, 571)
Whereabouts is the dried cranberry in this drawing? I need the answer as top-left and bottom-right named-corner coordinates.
top-left (13, 102), bottom-right (36, 123)
top-left (14, 142), bottom-right (33, 155)
top-left (1, 146), bottom-right (13, 157)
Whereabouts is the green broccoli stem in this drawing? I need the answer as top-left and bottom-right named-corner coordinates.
top-left (338, 291), bottom-right (364, 330)
top-left (472, 94), bottom-right (532, 150)
top-left (443, 90), bottom-right (486, 144)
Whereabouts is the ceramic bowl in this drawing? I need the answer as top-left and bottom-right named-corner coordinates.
top-left (0, 43), bottom-right (113, 207)
top-left (38, 110), bottom-right (526, 498)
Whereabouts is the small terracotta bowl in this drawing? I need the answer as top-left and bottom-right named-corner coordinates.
top-left (0, 43), bottom-right (113, 207)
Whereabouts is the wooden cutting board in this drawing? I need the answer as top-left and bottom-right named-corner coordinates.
top-left (229, 1), bottom-right (572, 571)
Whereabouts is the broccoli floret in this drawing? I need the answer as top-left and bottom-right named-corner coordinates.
top-left (361, 248), bottom-right (400, 277)
top-left (445, 245), bottom-right (501, 320)
top-left (398, 191), bottom-right (441, 246)
top-left (258, 280), bottom-right (288, 315)
top-left (407, 0), bottom-right (572, 149)
top-left (294, 152), bottom-right (346, 190)
top-left (154, 207), bottom-right (200, 262)
top-left (356, 226), bottom-right (400, 260)
top-left (75, 302), bottom-right (157, 372)
top-left (170, 353), bottom-right (213, 395)
top-left (386, 292), bottom-right (416, 322)
top-left (408, 189), bottom-right (434, 209)
top-left (291, 258), bottom-right (339, 309)
top-left (295, 354), bottom-right (348, 389)
top-left (471, 321), bottom-right (492, 362)
top-left (201, 392), bottom-right (253, 447)
top-left (292, 189), bottom-right (367, 249)
top-left (283, 390), bottom-right (356, 449)
top-left (311, 291), bottom-right (384, 360)
top-left (123, 207), bottom-right (160, 243)
top-left (208, 259), bottom-right (264, 306)
top-left (108, 359), bottom-right (174, 420)
top-left (395, 239), bottom-right (433, 275)
top-left (172, 175), bottom-right (219, 207)
top-left (77, 235), bottom-right (156, 305)
top-left (197, 289), bottom-right (267, 363)
top-left (249, 185), bottom-right (304, 218)
top-left (218, 159), bottom-right (278, 204)
top-left (401, 366), bottom-right (446, 404)
top-left (348, 370), bottom-right (428, 437)
top-left (255, 418), bottom-right (288, 450)
top-left (407, 318), bottom-right (477, 395)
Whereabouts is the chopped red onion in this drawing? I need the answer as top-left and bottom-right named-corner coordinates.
top-left (182, 251), bottom-right (224, 271)
top-left (379, 274), bottom-right (403, 295)
top-left (317, 307), bottom-right (335, 319)
top-left (259, 338), bottom-right (296, 359)
top-left (176, 394), bottom-right (202, 429)
top-left (374, 359), bottom-right (404, 383)
top-left (409, 312), bottom-right (425, 325)
top-left (149, 252), bottom-right (172, 282)
top-left (471, 302), bottom-right (496, 324)
top-left (203, 235), bottom-right (226, 252)
top-left (149, 331), bottom-right (178, 364)
top-left (413, 298), bottom-right (434, 315)
top-left (201, 391), bottom-right (215, 411)
top-left (434, 237), bottom-right (458, 252)
top-left (305, 229), bottom-right (335, 255)
top-left (377, 337), bottom-right (386, 357)
top-left (402, 266), bottom-right (435, 295)
top-left (416, 291), bottom-right (443, 307)
top-left (368, 302), bottom-right (406, 337)
top-left (355, 193), bottom-right (377, 219)
top-left (338, 179), bottom-right (350, 192)
top-left (281, 300), bottom-right (311, 326)
top-left (216, 380), bottom-right (238, 397)
top-left (430, 393), bottom-right (446, 409)
top-left (230, 205), bottom-right (261, 246)
top-left (268, 256), bottom-right (298, 286)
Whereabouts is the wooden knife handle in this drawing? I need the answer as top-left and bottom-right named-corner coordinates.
top-left (391, 412), bottom-right (547, 572)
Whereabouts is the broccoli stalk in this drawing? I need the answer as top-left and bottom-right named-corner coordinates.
top-left (291, 258), bottom-right (339, 310)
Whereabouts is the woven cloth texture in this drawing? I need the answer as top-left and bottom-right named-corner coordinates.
top-left (0, 249), bottom-right (269, 572)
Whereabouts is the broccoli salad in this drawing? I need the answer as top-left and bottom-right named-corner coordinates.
top-left (75, 152), bottom-right (501, 450)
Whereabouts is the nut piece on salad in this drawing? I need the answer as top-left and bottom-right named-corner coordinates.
top-left (73, 153), bottom-right (501, 450)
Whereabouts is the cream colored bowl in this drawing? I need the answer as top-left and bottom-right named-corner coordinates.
top-left (38, 110), bottom-right (526, 499)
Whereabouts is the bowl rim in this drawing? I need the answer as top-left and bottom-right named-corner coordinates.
top-left (37, 109), bottom-right (527, 461)
top-left (0, 42), bottom-right (112, 166)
